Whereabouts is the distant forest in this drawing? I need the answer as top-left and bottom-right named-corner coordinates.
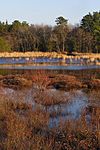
top-left (0, 11), bottom-right (100, 53)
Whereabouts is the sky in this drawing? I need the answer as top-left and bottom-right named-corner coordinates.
top-left (0, 0), bottom-right (100, 25)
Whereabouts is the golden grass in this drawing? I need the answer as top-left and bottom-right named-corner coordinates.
top-left (0, 52), bottom-right (100, 60)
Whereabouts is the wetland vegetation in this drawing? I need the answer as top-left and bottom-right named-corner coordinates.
top-left (0, 9), bottom-right (100, 150)
top-left (0, 69), bottom-right (100, 149)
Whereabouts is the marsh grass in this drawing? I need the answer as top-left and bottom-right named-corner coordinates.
top-left (0, 70), bottom-right (100, 149)
top-left (0, 92), bottom-right (100, 149)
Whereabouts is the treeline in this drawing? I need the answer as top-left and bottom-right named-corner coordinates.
top-left (0, 11), bottom-right (100, 53)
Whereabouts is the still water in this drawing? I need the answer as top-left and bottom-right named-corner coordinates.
top-left (0, 57), bottom-right (100, 128)
top-left (0, 57), bottom-right (100, 70)
top-left (1, 87), bottom-right (99, 128)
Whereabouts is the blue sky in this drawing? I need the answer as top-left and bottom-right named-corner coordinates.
top-left (0, 0), bottom-right (100, 25)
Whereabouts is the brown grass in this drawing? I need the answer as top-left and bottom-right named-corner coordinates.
top-left (0, 70), bottom-right (100, 149)
top-left (0, 93), bottom-right (100, 150)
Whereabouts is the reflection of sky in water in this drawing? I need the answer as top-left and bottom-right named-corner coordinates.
top-left (49, 90), bottom-right (88, 128)
top-left (0, 64), bottom-right (100, 70)
top-left (0, 57), bottom-right (100, 70)
top-left (0, 57), bottom-right (63, 64)
top-left (2, 87), bottom-right (89, 128)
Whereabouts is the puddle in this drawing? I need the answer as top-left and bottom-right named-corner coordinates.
top-left (48, 90), bottom-right (88, 128)
top-left (1, 87), bottom-right (91, 128)
top-left (1, 86), bottom-right (100, 129)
